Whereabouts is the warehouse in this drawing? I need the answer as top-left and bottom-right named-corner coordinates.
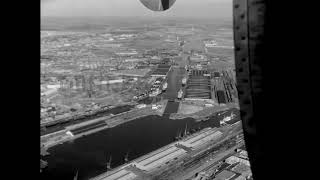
top-left (133, 145), bottom-right (187, 171)
top-left (94, 169), bottom-right (137, 180)
top-left (212, 170), bottom-right (236, 180)
top-left (178, 128), bottom-right (222, 149)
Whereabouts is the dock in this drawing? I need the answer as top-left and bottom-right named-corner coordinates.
top-left (90, 127), bottom-right (225, 180)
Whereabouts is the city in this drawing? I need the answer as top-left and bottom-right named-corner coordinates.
top-left (41, 1), bottom-right (252, 180)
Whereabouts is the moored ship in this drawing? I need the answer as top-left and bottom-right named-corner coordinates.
top-left (177, 89), bottom-right (183, 99)
top-left (220, 112), bottom-right (236, 126)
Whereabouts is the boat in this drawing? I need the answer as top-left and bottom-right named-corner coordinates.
top-left (220, 112), bottom-right (236, 125)
top-left (149, 89), bottom-right (161, 97)
top-left (162, 82), bottom-right (168, 91)
top-left (177, 89), bottom-right (183, 99)
top-left (182, 77), bottom-right (187, 85)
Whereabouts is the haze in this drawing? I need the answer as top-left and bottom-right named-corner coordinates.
top-left (41, 0), bottom-right (232, 19)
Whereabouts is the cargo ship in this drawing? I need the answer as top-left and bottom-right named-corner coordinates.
top-left (220, 112), bottom-right (236, 126)
top-left (149, 89), bottom-right (161, 97)
top-left (182, 77), bottom-right (187, 86)
top-left (177, 89), bottom-right (183, 99)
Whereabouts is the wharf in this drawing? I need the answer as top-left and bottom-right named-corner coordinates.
top-left (90, 126), bottom-right (233, 180)
top-left (41, 100), bottom-right (168, 150)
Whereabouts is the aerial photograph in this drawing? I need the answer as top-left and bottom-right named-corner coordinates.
top-left (40, 0), bottom-right (252, 179)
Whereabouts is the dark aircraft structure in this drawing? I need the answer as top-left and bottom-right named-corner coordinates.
top-left (139, 0), bottom-right (176, 11)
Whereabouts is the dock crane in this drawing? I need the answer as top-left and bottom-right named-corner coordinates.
top-left (73, 170), bottom-right (78, 180)
top-left (124, 151), bottom-right (130, 163)
top-left (106, 155), bottom-right (112, 170)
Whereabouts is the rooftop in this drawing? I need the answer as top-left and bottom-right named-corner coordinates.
top-left (213, 170), bottom-right (236, 180)
top-left (93, 169), bottom-right (137, 180)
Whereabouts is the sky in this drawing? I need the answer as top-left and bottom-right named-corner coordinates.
top-left (41, 0), bottom-right (232, 19)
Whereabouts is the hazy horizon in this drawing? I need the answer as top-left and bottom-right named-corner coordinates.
top-left (41, 0), bottom-right (232, 19)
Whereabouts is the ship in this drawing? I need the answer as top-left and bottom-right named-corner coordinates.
top-left (182, 77), bottom-right (187, 86)
top-left (220, 112), bottom-right (236, 126)
top-left (149, 89), bottom-right (161, 97)
top-left (162, 82), bottom-right (168, 91)
top-left (177, 89), bottom-right (183, 99)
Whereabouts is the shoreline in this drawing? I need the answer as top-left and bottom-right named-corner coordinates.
top-left (41, 100), bottom-right (168, 150)
top-left (91, 122), bottom-right (243, 180)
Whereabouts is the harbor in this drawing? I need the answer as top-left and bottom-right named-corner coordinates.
top-left (40, 108), bottom-right (240, 180)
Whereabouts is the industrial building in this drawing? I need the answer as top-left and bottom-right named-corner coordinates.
top-left (132, 145), bottom-right (187, 171)
top-left (212, 170), bottom-right (236, 180)
top-left (93, 168), bottom-right (137, 180)
top-left (185, 70), bottom-right (212, 100)
top-left (177, 128), bottom-right (222, 149)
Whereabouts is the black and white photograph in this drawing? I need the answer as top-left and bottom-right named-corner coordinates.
top-left (40, 0), bottom-right (257, 179)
